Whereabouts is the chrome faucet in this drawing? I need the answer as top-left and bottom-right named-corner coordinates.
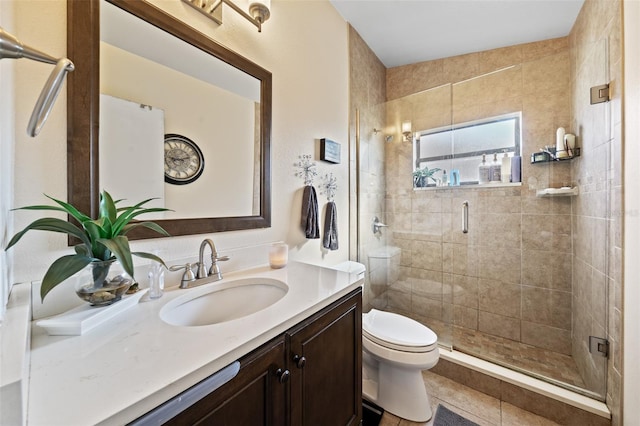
top-left (197, 238), bottom-right (229, 281)
top-left (170, 238), bottom-right (230, 289)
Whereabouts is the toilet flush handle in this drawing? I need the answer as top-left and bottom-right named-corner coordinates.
top-left (293, 354), bottom-right (306, 368)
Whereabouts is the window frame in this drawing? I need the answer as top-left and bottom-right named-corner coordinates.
top-left (414, 112), bottom-right (522, 185)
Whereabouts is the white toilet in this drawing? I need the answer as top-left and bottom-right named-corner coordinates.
top-left (362, 309), bottom-right (439, 422)
top-left (328, 259), bottom-right (440, 422)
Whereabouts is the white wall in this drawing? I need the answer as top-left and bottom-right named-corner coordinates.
top-left (3, 0), bottom-right (349, 312)
top-left (0, 0), bottom-right (16, 321)
top-left (623, 0), bottom-right (640, 422)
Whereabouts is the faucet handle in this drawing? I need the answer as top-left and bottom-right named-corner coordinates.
top-left (208, 254), bottom-right (230, 277)
top-left (170, 262), bottom-right (197, 288)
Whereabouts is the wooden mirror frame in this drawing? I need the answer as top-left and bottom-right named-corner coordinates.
top-left (67, 0), bottom-right (272, 240)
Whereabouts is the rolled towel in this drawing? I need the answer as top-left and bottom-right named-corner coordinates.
top-left (323, 201), bottom-right (339, 250)
top-left (301, 185), bottom-right (319, 239)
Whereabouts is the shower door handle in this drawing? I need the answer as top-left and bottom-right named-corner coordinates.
top-left (462, 201), bottom-right (469, 234)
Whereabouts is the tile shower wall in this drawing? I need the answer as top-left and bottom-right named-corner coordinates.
top-left (348, 25), bottom-right (388, 311)
top-left (569, 0), bottom-right (622, 423)
top-left (384, 38), bottom-right (575, 354)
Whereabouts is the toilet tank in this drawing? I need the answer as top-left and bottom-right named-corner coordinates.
top-left (367, 246), bottom-right (401, 287)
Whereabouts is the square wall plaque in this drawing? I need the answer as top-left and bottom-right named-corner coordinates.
top-left (320, 138), bottom-right (340, 164)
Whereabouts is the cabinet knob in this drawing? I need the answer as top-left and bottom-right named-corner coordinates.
top-left (275, 368), bottom-right (290, 383)
top-left (292, 355), bottom-right (306, 369)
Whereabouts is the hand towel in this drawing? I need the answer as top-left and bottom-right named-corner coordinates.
top-left (323, 201), bottom-right (338, 250)
top-left (301, 185), bottom-right (319, 239)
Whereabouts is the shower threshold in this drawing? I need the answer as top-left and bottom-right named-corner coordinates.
top-left (438, 349), bottom-right (610, 420)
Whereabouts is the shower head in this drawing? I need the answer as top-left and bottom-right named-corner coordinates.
top-left (0, 27), bottom-right (75, 137)
top-left (373, 128), bottom-right (394, 143)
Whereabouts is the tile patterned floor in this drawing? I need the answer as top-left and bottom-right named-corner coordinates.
top-left (453, 326), bottom-right (586, 388)
top-left (378, 371), bottom-right (561, 426)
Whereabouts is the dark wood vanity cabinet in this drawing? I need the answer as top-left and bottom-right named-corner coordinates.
top-left (162, 288), bottom-right (362, 426)
top-left (166, 337), bottom-right (288, 425)
top-left (288, 289), bottom-right (362, 425)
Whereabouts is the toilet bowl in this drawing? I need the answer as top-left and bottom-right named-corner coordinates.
top-left (362, 309), bottom-right (439, 422)
top-left (326, 260), bottom-right (439, 422)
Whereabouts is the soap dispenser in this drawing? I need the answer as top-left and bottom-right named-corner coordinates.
top-left (441, 170), bottom-right (448, 187)
top-left (489, 153), bottom-right (501, 182)
top-left (478, 154), bottom-right (490, 184)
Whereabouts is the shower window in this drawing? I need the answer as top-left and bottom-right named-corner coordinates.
top-left (414, 112), bottom-right (521, 186)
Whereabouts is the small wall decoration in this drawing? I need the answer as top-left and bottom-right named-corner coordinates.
top-left (320, 138), bottom-right (341, 164)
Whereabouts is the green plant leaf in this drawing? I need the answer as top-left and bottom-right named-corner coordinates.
top-left (132, 252), bottom-right (167, 268)
top-left (97, 236), bottom-right (134, 278)
top-left (11, 205), bottom-right (68, 213)
top-left (44, 194), bottom-right (92, 224)
top-left (82, 219), bottom-right (110, 259)
top-left (97, 216), bottom-right (114, 239)
top-left (111, 199), bottom-right (167, 234)
top-left (5, 218), bottom-right (90, 250)
top-left (40, 254), bottom-right (94, 301)
top-left (121, 221), bottom-right (170, 237)
top-left (99, 190), bottom-right (118, 224)
top-left (74, 244), bottom-right (96, 258)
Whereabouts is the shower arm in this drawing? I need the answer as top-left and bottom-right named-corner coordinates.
top-left (0, 27), bottom-right (75, 137)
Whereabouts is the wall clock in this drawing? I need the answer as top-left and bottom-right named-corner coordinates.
top-left (164, 134), bottom-right (205, 185)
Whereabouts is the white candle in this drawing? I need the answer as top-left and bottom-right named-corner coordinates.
top-left (269, 243), bottom-right (288, 269)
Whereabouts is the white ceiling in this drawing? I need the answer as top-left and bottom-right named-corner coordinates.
top-left (329, 0), bottom-right (585, 68)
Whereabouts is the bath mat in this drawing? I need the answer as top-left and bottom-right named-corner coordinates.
top-left (433, 404), bottom-right (480, 426)
top-left (362, 399), bottom-right (384, 426)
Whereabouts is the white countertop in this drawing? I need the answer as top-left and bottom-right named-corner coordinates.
top-left (27, 262), bottom-right (362, 425)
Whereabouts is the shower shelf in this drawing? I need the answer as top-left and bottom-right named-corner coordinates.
top-left (531, 147), bottom-right (581, 163)
top-left (536, 187), bottom-right (579, 197)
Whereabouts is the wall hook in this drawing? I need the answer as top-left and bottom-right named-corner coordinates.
top-left (321, 173), bottom-right (337, 202)
top-left (294, 154), bottom-right (317, 186)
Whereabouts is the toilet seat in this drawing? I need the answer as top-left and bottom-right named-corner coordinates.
top-left (363, 309), bottom-right (437, 353)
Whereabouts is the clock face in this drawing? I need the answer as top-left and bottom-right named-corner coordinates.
top-left (164, 134), bottom-right (205, 185)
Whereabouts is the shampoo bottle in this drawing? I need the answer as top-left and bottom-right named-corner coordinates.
top-left (501, 152), bottom-right (511, 183)
top-left (478, 154), bottom-right (490, 184)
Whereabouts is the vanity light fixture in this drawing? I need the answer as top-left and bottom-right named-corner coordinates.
top-left (0, 27), bottom-right (74, 137)
top-left (402, 120), bottom-right (413, 142)
top-left (182, 0), bottom-right (271, 32)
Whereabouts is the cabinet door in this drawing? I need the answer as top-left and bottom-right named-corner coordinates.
top-left (165, 336), bottom-right (288, 426)
top-left (288, 289), bottom-right (362, 426)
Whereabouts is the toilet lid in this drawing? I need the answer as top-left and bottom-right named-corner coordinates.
top-left (363, 309), bottom-right (438, 352)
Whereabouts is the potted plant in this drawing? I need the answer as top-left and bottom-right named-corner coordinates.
top-left (413, 166), bottom-right (442, 187)
top-left (6, 190), bottom-right (170, 305)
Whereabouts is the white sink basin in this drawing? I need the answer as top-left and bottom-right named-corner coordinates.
top-left (160, 278), bottom-right (288, 327)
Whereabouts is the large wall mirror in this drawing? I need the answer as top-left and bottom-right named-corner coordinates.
top-left (67, 0), bottom-right (272, 240)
